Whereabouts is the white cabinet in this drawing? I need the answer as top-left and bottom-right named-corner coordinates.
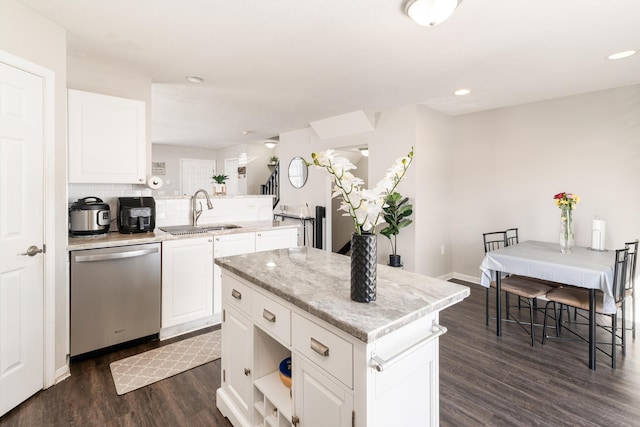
top-left (217, 271), bottom-right (442, 427)
top-left (293, 356), bottom-right (353, 427)
top-left (255, 228), bottom-right (298, 252)
top-left (213, 232), bottom-right (256, 317)
top-left (221, 305), bottom-right (253, 426)
top-left (214, 232), bottom-right (256, 258)
top-left (161, 237), bottom-right (213, 328)
top-left (68, 89), bottom-right (146, 184)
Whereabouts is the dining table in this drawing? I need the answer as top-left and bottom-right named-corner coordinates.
top-left (479, 240), bottom-right (617, 370)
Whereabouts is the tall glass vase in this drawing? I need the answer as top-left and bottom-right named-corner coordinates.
top-left (350, 232), bottom-right (377, 303)
top-left (559, 206), bottom-right (575, 254)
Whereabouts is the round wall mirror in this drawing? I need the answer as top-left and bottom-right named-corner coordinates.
top-left (288, 156), bottom-right (308, 188)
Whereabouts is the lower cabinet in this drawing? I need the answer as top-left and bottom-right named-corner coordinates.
top-left (293, 356), bottom-right (353, 427)
top-left (161, 236), bottom-right (213, 328)
top-left (217, 271), bottom-right (441, 427)
top-left (221, 305), bottom-right (253, 425)
top-left (160, 227), bottom-right (299, 339)
top-left (255, 228), bottom-right (298, 252)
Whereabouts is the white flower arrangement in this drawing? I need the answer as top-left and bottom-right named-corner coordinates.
top-left (307, 147), bottom-right (414, 235)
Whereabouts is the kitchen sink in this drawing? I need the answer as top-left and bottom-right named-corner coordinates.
top-left (159, 224), bottom-right (241, 235)
top-left (198, 224), bottom-right (242, 232)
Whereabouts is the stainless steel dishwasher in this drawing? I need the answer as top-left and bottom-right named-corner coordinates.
top-left (70, 242), bottom-right (161, 357)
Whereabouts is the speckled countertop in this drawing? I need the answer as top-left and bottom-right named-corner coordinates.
top-left (67, 220), bottom-right (299, 250)
top-left (216, 247), bottom-right (470, 344)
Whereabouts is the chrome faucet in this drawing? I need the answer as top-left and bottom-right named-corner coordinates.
top-left (192, 189), bottom-right (214, 226)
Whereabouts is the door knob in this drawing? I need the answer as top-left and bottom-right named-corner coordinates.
top-left (21, 245), bottom-right (43, 256)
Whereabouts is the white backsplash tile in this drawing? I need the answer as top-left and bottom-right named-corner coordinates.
top-left (69, 184), bottom-right (273, 227)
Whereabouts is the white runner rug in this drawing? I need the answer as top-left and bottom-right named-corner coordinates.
top-left (110, 329), bottom-right (221, 395)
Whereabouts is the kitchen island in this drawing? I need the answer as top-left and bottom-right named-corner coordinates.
top-left (216, 247), bottom-right (469, 427)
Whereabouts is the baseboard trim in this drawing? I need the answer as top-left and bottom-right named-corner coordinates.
top-left (54, 365), bottom-right (70, 385)
top-left (160, 314), bottom-right (222, 341)
top-left (451, 272), bottom-right (481, 285)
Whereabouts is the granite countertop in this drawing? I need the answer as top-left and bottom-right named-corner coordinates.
top-left (216, 247), bottom-right (470, 344)
top-left (67, 220), bottom-right (299, 250)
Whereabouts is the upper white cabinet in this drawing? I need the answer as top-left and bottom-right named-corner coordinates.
top-left (68, 89), bottom-right (146, 184)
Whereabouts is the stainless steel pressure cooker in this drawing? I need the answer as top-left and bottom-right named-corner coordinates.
top-left (69, 197), bottom-right (111, 236)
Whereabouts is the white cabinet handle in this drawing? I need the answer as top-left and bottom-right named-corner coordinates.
top-left (231, 289), bottom-right (242, 300)
top-left (263, 309), bottom-right (276, 322)
top-left (310, 337), bottom-right (329, 357)
top-left (370, 321), bottom-right (447, 372)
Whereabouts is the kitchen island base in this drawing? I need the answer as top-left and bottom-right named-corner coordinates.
top-left (216, 263), bottom-right (467, 427)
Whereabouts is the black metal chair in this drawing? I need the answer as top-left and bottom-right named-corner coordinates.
top-left (542, 247), bottom-right (629, 368)
top-left (483, 230), bottom-right (555, 345)
top-left (625, 239), bottom-right (638, 340)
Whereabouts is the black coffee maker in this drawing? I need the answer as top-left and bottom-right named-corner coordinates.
top-left (117, 197), bottom-right (155, 233)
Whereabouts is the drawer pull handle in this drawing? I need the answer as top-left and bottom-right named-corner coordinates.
top-left (370, 321), bottom-right (447, 372)
top-left (263, 309), bottom-right (276, 322)
top-left (244, 368), bottom-right (251, 376)
top-left (310, 338), bottom-right (329, 357)
top-left (231, 289), bottom-right (242, 300)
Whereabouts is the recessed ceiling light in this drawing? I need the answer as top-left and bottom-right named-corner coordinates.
top-left (607, 50), bottom-right (636, 60)
top-left (185, 75), bottom-right (204, 83)
top-left (454, 88), bottom-right (471, 96)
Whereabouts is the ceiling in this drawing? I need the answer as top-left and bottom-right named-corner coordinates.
top-left (17, 0), bottom-right (640, 149)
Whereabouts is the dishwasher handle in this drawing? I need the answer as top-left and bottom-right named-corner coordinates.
top-left (73, 247), bottom-right (159, 263)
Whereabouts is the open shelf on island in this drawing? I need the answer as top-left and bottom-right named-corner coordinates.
top-left (254, 370), bottom-right (292, 422)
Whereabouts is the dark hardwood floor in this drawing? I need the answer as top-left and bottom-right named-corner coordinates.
top-left (2, 282), bottom-right (639, 426)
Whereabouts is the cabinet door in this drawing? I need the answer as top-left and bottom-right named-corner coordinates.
top-left (213, 232), bottom-right (256, 258)
top-left (255, 228), bottom-right (298, 252)
top-left (161, 237), bottom-right (213, 328)
top-left (293, 355), bottom-right (353, 427)
top-left (221, 305), bottom-right (253, 424)
top-left (68, 89), bottom-right (146, 184)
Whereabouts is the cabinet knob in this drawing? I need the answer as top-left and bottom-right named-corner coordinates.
top-left (244, 367), bottom-right (251, 376)
top-left (291, 415), bottom-right (300, 426)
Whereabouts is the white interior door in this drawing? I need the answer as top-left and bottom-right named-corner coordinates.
top-left (224, 158), bottom-right (239, 196)
top-left (0, 60), bottom-right (45, 415)
top-left (181, 158), bottom-right (215, 196)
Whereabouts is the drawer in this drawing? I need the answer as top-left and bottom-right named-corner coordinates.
top-left (252, 291), bottom-right (291, 346)
top-left (292, 313), bottom-right (353, 389)
top-left (222, 274), bottom-right (252, 316)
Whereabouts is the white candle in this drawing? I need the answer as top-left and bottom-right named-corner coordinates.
top-left (591, 218), bottom-right (606, 250)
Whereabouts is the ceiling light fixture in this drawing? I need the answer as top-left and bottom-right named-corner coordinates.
top-left (359, 148), bottom-right (369, 157)
top-left (607, 50), bottom-right (636, 60)
top-left (263, 139), bottom-right (278, 149)
top-left (185, 75), bottom-right (204, 83)
top-left (454, 88), bottom-right (471, 96)
top-left (238, 152), bottom-right (248, 166)
top-left (406, 0), bottom-right (460, 27)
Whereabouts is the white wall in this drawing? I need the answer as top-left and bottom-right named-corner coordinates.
top-left (451, 84), bottom-right (640, 280)
top-left (0, 0), bottom-right (68, 376)
top-left (415, 105), bottom-right (454, 277)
